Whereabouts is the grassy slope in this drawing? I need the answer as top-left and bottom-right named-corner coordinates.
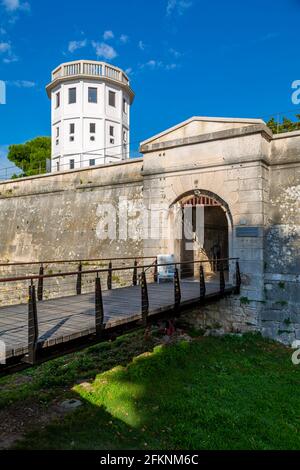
top-left (1, 331), bottom-right (300, 450)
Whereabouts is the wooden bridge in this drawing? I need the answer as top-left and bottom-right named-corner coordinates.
top-left (0, 257), bottom-right (241, 374)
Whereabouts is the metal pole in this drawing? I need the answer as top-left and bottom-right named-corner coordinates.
top-left (235, 261), bottom-right (241, 295)
top-left (174, 266), bottom-right (181, 314)
top-left (76, 262), bottom-right (82, 295)
top-left (27, 282), bottom-right (38, 364)
top-left (153, 258), bottom-right (158, 283)
top-left (107, 261), bottom-right (112, 290)
top-left (141, 270), bottom-right (149, 326)
top-left (200, 264), bottom-right (206, 301)
top-left (37, 264), bottom-right (44, 301)
top-left (132, 260), bottom-right (138, 286)
top-left (95, 275), bottom-right (104, 336)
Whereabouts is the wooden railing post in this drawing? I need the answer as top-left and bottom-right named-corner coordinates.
top-left (153, 258), bottom-right (158, 283)
top-left (174, 266), bottom-right (181, 314)
top-left (37, 264), bottom-right (44, 301)
top-left (132, 260), bottom-right (138, 286)
top-left (200, 264), bottom-right (206, 302)
top-left (27, 282), bottom-right (38, 364)
top-left (219, 261), bottom-right (225, 296)
top-left (76, 262), bottom-right (82, 295)
top-left (107, 261), bottom-right (112, 290)
top-left (95, 275), bottom-right (104, 336)
top-left (235, 261), bottom-right (241, 294)
top-left (141, 270), bottom-right (149, 325)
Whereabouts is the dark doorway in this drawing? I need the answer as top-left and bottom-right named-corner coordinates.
top-left (179, 195), bottom-right (229, 278)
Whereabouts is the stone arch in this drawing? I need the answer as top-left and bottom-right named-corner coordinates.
top-left (168, 189), bottom-right (234, 281)
top-left (169, 189), bottom-right (233, 227)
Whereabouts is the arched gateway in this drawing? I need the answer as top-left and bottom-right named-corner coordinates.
top-left (169, 190), bottom-right (233, 280)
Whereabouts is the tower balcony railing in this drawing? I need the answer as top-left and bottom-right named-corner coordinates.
top-left (51, 61), bottom-right (129, 86)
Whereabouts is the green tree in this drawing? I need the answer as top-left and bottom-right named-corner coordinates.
top-left (267, 114), bottom-right (300, 134)
top-left (7, 136), bottom-right (51, 178)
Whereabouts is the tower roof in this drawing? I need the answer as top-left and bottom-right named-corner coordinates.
top-left (46, 60), bottom-right (134, 103)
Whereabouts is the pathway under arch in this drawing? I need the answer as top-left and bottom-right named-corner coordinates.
top-left (169, 189), bottom-right (233, 280)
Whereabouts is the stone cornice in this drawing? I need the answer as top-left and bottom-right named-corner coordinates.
top-left (141, 159), bottom-right (269, 178)
top-left (140, 124), bottom-right (273, 154)
top-left (0, 158), bottom-right (143, 186)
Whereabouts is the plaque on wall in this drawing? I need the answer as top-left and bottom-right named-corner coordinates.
top-left (236, 227), bottom-right (260, 238)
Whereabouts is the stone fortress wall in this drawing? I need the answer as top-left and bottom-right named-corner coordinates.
top-left (0, 117), bottom-right (299, 344)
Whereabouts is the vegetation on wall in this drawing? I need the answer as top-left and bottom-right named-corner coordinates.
top-left (267, 115), bottom-right (300, 134)
top-left (7, 136), bottom-right (51, 178)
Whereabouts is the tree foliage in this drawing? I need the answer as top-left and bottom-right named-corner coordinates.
top-left (267, 114), bottom-right (300, 134)
top-left (7, 136), bottom-right (51, 178)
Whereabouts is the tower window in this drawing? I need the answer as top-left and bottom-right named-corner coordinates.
top-left (108, 90), bottom-right (116, 107)
top-left (68, 87), bottom-right (76, 104)
top-left (90, 136), bottom-right (95, 141)
top-left (90, 123), bottom-right (96, 134)
top-left (123, 130), bottom-right (127, 143)
top-left (88, 87), bottom-right (97, 103)
top-left (89, 159), bottom-right (95, 166)
top-left (69, 159), bottom-right (75, 170)
top-left (70, 123), bottom-right (75, 134)
top-left (123, 99), bottom-right (127, 114)
top-left (55, 92), bottom-right (60, 108)
top-left (56, 127), bottom-right (59, 137)
top-left (56, 161), bottom-right (60, 171)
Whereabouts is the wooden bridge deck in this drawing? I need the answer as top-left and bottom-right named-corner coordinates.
top-left (0, 279), bottom-right (232, 361)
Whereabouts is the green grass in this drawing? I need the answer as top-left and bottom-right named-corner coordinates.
top-left (1, 331), bottom-right (300, 450)
top-left (0, 330), bottom-right (157, 409)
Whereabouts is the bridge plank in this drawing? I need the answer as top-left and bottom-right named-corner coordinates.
top-left (0, 279), bottom-right (232, 360)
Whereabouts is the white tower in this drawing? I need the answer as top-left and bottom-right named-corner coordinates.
top-left (46, 60), bottom-right (135, 172)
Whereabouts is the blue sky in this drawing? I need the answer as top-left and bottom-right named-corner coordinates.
top-left (0, 0), bottom-right (300, 170)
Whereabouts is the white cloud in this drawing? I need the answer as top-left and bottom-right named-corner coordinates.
top-left (68, 39), bottom-right (87, 53)
top-left (169, 47), bottom-right (181, 58)
top-left (92, 41), bottom-right (117, 60)
top-left (120, 34), bottom-right (129, 44)
top-left (140, 59), bottom-right (179, 71)
top-left (1, 0), bottom-right (30, 12)
top-left (140, 60), bottom-right (163, 70)
top-left (0, 1), bottom-right (29, 65)
top-left (2, 0), bottom-right (19, 10)
top-left (166, 0), bottom-right (192, 16)
top-left (165, 63), bottom-right (178, 70)
top-left (8, 79), bottom-right (36, 87)
top-left (3, 53), bottom-right (18, 63)
top-left (0, 41), bottom-right (11, 52)
top-left (147, 60), bottom-right (159, 68)
top-left (103, 30), bottom-right (114, 40)
top-left (125, 67), bottom-right (132, 75)
top-left (145, 59), bottom-right (159, 69)
top-left (138, 40), bottom-right (145, 50)
top-left (0, 42), bottom-right (18, 63)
